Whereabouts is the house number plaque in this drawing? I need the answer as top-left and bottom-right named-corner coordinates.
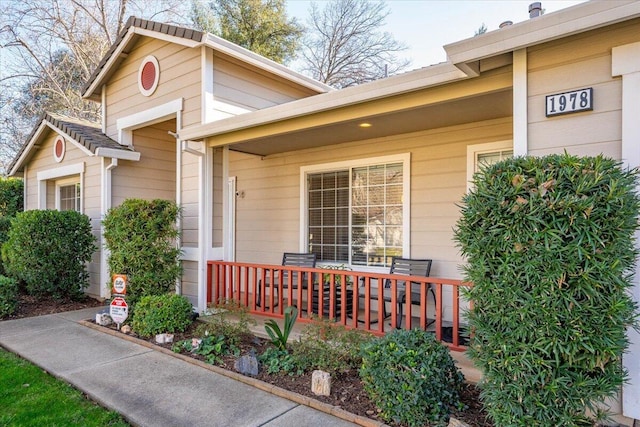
top-left (545, 88), bottom-right (593, 117)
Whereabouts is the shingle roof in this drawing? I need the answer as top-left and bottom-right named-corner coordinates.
top-left (82, 16), bottom-right (204, 97)
top-left (8, 112), bottom-right (134, 175)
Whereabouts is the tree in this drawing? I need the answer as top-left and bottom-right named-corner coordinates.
top-left (190, 0), bottom-right (303, 64)
top-left (0, 0), bottom-right (188, 173)
top-left (474, 23), bottom-right (487, 36)
top-left (300, 0), bottom-right (409, 88)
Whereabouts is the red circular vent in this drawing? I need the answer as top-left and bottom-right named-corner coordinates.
top-left (138, 56), bottom-right (159, 96)
top-left (53, 136), bottom-right (65, 162)
top-left (140, 61), bottom-right (156, 91)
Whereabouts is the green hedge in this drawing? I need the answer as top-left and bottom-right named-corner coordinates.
top-left (0, 178), bottom-right (23, 217)
top-left (0, 275), bottom-right (19, 317)
top-left (3, 210), bottom-right (96, 300)
top-left (131, 294), bottom-right (193, 338)
top-left (103, 199), bottom-right (182, 308)
top-left (359, 329), bottom-right (464, 426)
top-left (455, 153), bottom-right (639, 425)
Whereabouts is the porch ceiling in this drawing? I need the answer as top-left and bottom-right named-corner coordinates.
top-left (225, 89), bottom-right (512, 157)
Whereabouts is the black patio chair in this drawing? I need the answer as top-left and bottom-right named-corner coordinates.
top-left (256, 252), bottom-right (317, 308)
top-left (359, 257), bottom-right (433, 328)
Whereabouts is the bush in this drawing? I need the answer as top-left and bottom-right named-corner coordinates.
top-left (131, 294), bottom-right (193, 338)
top-left (290, 318), bottom-right (374, 374)
top-left (359, 329), bottom-right (464, 426)
top-left (103, 199), bottom-right (182, 308)
top-left (0, 275), bottom-right (19, 317)
top-left (3, 210), bottom-right (96, 300)
top-left (199, 301), bottom-right (256, 349)
top-left (0, 178), bottom-right (24, 217)
top-left (455, 153), bottom-right (640, 425)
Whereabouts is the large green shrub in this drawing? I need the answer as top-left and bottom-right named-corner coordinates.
top-left (103, 199), bottom-right (182, 308)
top-left (359, 328), bottom-right (464, 427)
top-left (0, 178), bottom-right (24, 217)
top-left (0, 178), bottom-right (24, 276)
top-left (131, 294), bottom-right (193, 338)
top-left (3, 210), bottom-right (96, 300)
top-left (0, 275), bottom-right (19, 317)
top-left (455, 153), bottom-right (640, 425)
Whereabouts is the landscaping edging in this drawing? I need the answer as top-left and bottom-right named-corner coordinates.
top-left (80, 320), bottom-right (470, 427)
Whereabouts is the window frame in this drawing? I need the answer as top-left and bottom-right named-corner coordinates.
top-left (300, 153), bottom-right (411, 271)
top-left (466, 141), bottom-right (513, 191)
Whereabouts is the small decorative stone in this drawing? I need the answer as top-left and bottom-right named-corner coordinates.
top-left (448, 418), bottom-right (471, 427)
top-left (121, 325), bottom-right (132, 334)
top-left (311, 370), bottom-right (331, 396)
top-left (234, 353), bottom-right (259, 376)
top-left (95, 313), bottom-right (112, 326)
top-left (155, 333), bottom-right (174, 344)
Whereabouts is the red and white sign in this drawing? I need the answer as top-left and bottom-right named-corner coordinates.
top-left (112, 274), bottom-right (127, 295)
top-left (110, 297), bottom-right (128, 324)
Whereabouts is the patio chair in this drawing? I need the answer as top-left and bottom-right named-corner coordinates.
top-left (256, 252), bottom-right (317, 308)
top-left (359, 257), bottom-right (433, 328)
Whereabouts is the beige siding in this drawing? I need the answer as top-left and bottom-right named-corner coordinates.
top-left (23, 130), bottom-right (104, 297)
top-left (104, 37), bottom-right (202, 138)
top-left (229, 117), bottom-right (512, 281)
top-left (181, 152), bottom-right (201, 247)
top-left (211, 54), bottom-right (318, 120)
top-left (111, 120), bottom-right (176, 206)
top-left (181, 260), bottom-right (199, 305)
top-left (527, 18), bottom-right (640, 158)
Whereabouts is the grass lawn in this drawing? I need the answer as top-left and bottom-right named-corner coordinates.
top-left (0, 349), bottom-right (129, 426)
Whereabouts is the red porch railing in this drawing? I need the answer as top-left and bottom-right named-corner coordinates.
top-left (206, 260), bottom-right (472, 351)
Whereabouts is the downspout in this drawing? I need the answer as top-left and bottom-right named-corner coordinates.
top-left (100, 158), bottom-right (118, 299)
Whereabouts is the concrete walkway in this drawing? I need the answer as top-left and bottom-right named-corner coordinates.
top-left (0, 307), bottom-right (359, 427)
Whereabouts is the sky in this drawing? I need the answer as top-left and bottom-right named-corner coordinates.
top-left (286, 0), bottom-right (587, 69)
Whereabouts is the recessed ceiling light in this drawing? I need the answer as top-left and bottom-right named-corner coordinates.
top-left (359, 122), bottom-right (372, 128)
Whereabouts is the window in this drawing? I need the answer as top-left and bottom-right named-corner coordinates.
top-left (466, 141), bottom-right (513, 190)
top-left (56, 179), bottom-right (81, 212)
top-left (303, 154), bottom-right (409, 268)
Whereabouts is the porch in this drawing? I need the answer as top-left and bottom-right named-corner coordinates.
top-left (206, 260), bottom-right (472, 352)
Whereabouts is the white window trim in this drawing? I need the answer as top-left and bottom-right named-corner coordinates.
top-left (466, 141), bottom-right (513, 191)
top-left (55, 177), bottom-right (81, 212)
top-left (299, 153), bottom-right (411, 271)
top-left (116, 98), bottom-right (183, 146)
top-left (37, 162), bottom-right (85, 211)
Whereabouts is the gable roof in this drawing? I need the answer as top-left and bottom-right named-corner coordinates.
top-left (8, 112), bottom-right (140, 176)
top-left (82, 16), bottom-right (332, 101)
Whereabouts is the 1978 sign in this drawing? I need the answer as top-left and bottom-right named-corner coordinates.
top-left (546, 88), bottom-right (593, 117)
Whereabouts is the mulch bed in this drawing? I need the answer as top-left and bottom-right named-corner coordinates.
top-left (2, 297), bottom-right (492, 427)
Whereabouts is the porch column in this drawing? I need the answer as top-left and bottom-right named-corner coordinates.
top-left (612, 40), bottom-right (640, 421)
top-left (512, 48), bottom-right (528, 156)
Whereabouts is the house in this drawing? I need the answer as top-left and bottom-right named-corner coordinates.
top-left (7, 0), bottom-right (640, 421)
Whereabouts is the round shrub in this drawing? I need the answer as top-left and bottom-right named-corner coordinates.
top-left (0, 275), bottom-right (19, 318)
top-left (3, 210), bottom-right (96, 300)
top-left (455, 153), bottom-right (640, 425)
top-left (359, 328), bottom-right (464, 426)
top-left (103, 199), bottom-right (182, 308)
top-left (131, 294), bottom-right (193, 338)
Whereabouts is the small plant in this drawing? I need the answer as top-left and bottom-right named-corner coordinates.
top-left (320, 264), bottom-right (353, 285)
top-left (258, 347), bottom-right (299, 375)
top-left (203, 300), bottom-right (256, 349)
top-left (131, 294), bottom-right (193, 338)
top-left (291, 317), bottom-right (374, 373)
top-left (0, 275), bottom-right (19, 317)
top-left (264, 306), bottom-right (297, 351)
top-left (172, 334), bottom-right (233, 365)
top-left (360, 328), bottom-right (464, 427)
